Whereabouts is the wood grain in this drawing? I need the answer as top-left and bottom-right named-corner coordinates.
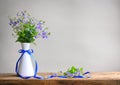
top-left (0, 72), bottom-right (120, 85)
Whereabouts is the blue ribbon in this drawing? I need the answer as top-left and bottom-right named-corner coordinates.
top-left (15, 49), bottom-right (43, 79)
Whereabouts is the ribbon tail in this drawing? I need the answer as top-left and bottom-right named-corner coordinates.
top-left (28, 51), bottom-right (43, 79)
top-left (15, 53), bottom-right (24, 76)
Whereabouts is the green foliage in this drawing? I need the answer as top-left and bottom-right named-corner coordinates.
top-left (67, 66), bottom-right (77, 74)
top-left (16, 23), bottom-right (38, 43)
top-left (64, 66), bottom-right (84, 76)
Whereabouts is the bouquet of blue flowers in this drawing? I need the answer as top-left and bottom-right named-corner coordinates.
top-left (8, 10), bottom-right (50, 43)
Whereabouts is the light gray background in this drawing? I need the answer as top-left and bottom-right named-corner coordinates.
top-left (0, 0), bottom-right (120, 73)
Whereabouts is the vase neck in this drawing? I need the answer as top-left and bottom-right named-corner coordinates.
top-left (21, 43), bottom-right (30, 50)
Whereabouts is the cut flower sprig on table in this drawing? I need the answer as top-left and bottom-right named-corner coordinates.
top-left (8, 10), bottom-right (50, 44)
top-left (48, 66), bottom-right (91, 78)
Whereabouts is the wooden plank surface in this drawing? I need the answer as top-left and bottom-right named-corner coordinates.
top-left (0, 72), bottom-right (120, 85)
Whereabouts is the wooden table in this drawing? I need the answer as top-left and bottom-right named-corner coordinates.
top-left (0, 72), bottom-right (120, 85)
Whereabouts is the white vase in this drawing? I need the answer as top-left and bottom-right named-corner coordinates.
top-left (18, 43), bottom-right (34, 77)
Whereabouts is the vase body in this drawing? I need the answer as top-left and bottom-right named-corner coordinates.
top-left (18, 43), bottom-right (34, 77)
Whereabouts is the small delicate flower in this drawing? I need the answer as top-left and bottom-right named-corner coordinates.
top-left (42, 31), bottom-right (48, 38)
top-left (42, 31), bottom-right (46, 35)
top-left (13, 21), bottom-right (17, 26)
top-left (36, 22), bottom-right (42, 30)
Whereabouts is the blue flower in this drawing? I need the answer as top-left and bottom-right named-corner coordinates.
top-left (36, 22), bottom-right (42, 30)
top-left (42, 31), bottom-right (48, 38)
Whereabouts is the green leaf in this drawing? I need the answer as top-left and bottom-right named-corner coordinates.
top-left (44, 27), bottom-right (48, 30)
top-left (80, 68), bottom-right (84, 75)
top-left (48, 32), bottom-right (51, 35)
top-left (67, 66), bottom-right (77, 74)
